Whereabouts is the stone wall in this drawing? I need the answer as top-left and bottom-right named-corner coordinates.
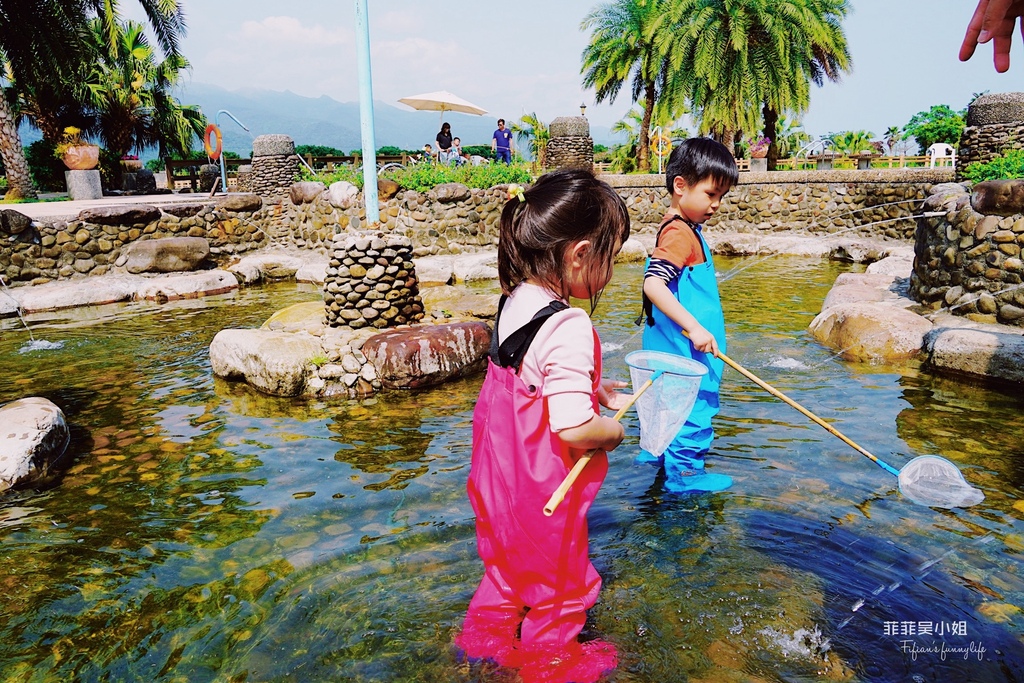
top-left (547, 116), bottom-right (594, 171)
top-left (0, 197), bottom-right (267, 284)
top-left (602, 169), bottom-right (951, 237)
top-left (956, 92), bottom-right (1024, 181)
top-left (2, 171), bottom-right (957, 287)
top-left (276, 181), bottom-right (506, 257)
top-left (910, 180), bottom-right (1024, 326)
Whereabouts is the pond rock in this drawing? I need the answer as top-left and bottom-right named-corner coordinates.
top-left (290, 181), bottom-right (325, 205)
top-left (0, 397), bottom-right (70, 493)
top-left (925, 323), bottom-right (1024, 383)
top-left (361, 321), bottom-right (491, 389)
top-left (134, 269), bottom-right (237, 301)
top-left (216, 193), bottom-right (263, 213)
top-left (0, 208), bottom-right (32, 235)
top-left (329, 181), bottom-right (358, 209)
top-left (210, 328), bottom-right (323, 396)
top-left (124, 236), bottom-right (210, 274)
top-left (971, 179), bottom-right (1024, 217)
top-left (77, 204), bottom-right (161, 225)
top-left (809, 302), bottom-right (933, 362)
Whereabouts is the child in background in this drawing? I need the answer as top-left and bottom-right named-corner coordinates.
top-left (457, 169), bottom-right (631, 683)
top-left (451, 137), bottom-right (467, 165)
top-left (638, 137), bottom-right (739, 493)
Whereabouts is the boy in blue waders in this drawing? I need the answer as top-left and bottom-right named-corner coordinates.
top-left (638, 137), bottom-right (739, 493)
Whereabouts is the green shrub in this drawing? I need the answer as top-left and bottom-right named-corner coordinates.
top-left (962, 149), bottom-right (1024, 183)
top-left (25, 139), bottom-right (66, 192)
top-left (296, 144), bottom-right (346, 157)
top-left (302, 161), bottom-right (531, 193)
top-left (145, 158), bottom-right (165, 172)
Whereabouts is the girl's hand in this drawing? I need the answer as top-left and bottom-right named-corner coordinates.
top-left (598, 379), bottom-right (630, 410)
top-left (686, 326), bottom-right (719, 356)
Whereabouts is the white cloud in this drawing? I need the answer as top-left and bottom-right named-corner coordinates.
top-left (192, 15), bottom-right (357, 99)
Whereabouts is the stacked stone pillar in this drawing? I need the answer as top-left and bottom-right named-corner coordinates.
top-left (546, 116), bottom-right (594, 171)
top-left (324, 232), bottom-right (424, 329)
top-left (956, 92), bottom-right (1024, 181)
top-left (251, 134), bottom-right (300, 199)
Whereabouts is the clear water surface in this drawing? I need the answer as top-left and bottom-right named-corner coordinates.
top-left (1, 257), bottom-right (1022, 683)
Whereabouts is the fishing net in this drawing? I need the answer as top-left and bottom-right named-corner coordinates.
top-left (897, 455), bottom-right (985, 508)
top-left (625, 350), bottom-right (708, 457)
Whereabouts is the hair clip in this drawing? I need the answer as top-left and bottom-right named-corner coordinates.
top-left (507, 184), bottom-right (526, 203)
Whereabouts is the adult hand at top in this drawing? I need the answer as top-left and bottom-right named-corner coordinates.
top-left (960, 0), bottom-right (1024, 72)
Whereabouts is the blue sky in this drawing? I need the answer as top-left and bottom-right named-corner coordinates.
top-left (133, 1), bottom-right (1022, 141)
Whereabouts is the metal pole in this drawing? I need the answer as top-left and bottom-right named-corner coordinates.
top-left (215, 109), bottom-right (249, 195)
top-left (354, 0), bottom-right (379, 225)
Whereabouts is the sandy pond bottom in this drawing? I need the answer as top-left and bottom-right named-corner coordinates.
top-left (1, 257), bottom-right (1022, 682)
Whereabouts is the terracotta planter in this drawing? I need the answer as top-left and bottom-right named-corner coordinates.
top-left (121, 159), bottom-right (143, 171)
top-left (62, 145), bottom-right (100, 171)
top-left (750, 150), bottom-right (768, 159)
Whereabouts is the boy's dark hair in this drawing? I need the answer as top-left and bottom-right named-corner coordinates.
top-left (497, 118), bottom-right (505, 125)
top-left (665, 137), bottom-right (738, 193)
top-left (498, 168), bottom-right (630, 311)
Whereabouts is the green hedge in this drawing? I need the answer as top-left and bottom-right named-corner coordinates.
top-left (962, 149), bottom-right (1024, 182)
top-left (302, 162), bottom-right (531, 194)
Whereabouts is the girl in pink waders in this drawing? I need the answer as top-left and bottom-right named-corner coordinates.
top-left (456, 169), bottom-right (632, 683)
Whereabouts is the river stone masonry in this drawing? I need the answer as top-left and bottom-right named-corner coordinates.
top-left (910, 180), bottom-right (1024, 326)
top-left (547, 116), bottom-right (594, 171)
top-left (251, 134), bottom-right (299, 200)
top-left (956, 92), bottom-right (1024, 181)
top-left (324, 232), bottom-right (424, 329)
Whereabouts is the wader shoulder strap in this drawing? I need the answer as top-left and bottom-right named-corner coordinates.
top-left (490, 296), bottom-right (570, 372)
top-left (636, 215), bottom-right (700, 327)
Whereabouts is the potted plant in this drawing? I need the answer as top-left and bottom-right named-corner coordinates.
top-left (120, 154), bottom-right (142, 172)
top-left (747, 136), bottom-right (771, 159)
top-left (746, 136), bottom-right (771, 172)
top-left (54, 127), bottom-right (100, 171)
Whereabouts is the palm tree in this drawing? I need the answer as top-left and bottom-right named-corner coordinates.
top-left (0, 0), bottom-right (185, 199)
top-left (610, 106), bottom-right (689, 171)
top-left (774, 115), bottom-right (812, 158)
top-left (883, 125), bottom-right (904, 156)
top-left (828, 130), bottom-right (876, 155)
top-left (510, 113), bottom-right (550, 169)
top-left (84, 18), bottom-right (203, 161)
top-left (657, 0), bottom-right (851, 168)
top-left (581, 0), bottom-right (671, 172)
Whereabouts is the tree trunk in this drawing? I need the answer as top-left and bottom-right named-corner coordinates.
top-left (762, 102), bottom-right (779, 172)
top-left (638, 82), bottom-right (656, 173)
top-left (722, 129), bottom-right (736, 156)
top-left (0, 92), bottom-right (37, 200)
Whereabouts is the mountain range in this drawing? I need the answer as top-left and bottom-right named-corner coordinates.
top-left (20, 82), bottom-right (621, 161)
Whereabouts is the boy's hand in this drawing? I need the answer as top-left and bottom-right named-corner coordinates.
top-left (686, 326), bottom-right (719, 356)
top-left (598, 379), bottom-right (630, 410)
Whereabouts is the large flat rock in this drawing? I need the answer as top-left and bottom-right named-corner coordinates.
top-left (925, 319), bottom-right (1024, 383)
top-left (210, 328), bottom-right (322, 396)
top-left (134, 270), bottom-right (238, 301)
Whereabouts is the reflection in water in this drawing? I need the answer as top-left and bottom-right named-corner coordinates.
top-left (0, 266), bottom-right (1022, 681)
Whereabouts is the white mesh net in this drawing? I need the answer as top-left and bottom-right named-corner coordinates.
top-left (626, 350), bottom-right (708, 456)
top-left (897, 455), bottom-right (985, 508)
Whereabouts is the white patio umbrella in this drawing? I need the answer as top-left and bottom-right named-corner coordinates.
top-left (397, 90), bottom-right (488, 122)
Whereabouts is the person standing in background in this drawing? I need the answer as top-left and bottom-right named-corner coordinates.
top-left (436, 122), bottom-right (454, 163)
top-left (492, 118), bottom-right (514, 164)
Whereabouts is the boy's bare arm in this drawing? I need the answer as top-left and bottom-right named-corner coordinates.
top-left (643, 277), bottom-right (719, 355)
top-left (558, 414), bottom-right (625, 452)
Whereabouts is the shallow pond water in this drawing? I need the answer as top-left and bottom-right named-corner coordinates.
top-left (1, 258), bottom-right (1023, 683)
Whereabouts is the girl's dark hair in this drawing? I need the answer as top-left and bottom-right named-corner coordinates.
top-left (440, 122), bottom-right (451, 134)
top-left (665, 137), bottom-right (738, 192)
top-left (498, 168), bottom-right (630, 312)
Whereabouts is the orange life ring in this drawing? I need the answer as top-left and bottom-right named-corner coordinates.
top-left (651, 133), bottom-right (672, 157)
top-left (204, 124), bottom-right (222, 160)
